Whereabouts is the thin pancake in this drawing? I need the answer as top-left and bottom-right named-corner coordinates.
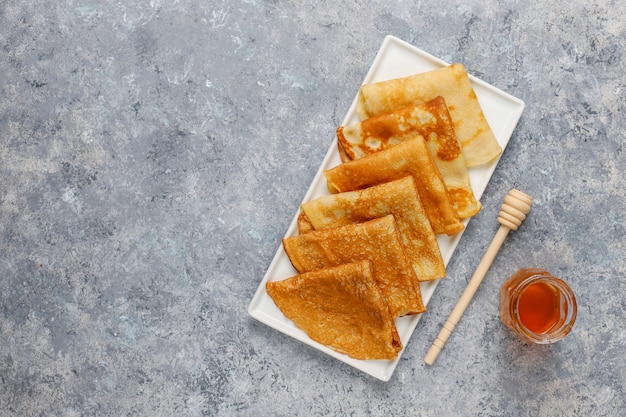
top-left (297, 211), bottom-right (315, 234)
top-left (356, 63), bottom-right (501, 167)
top-left (266, 260), bottom-right (402, 360)
top-left (337, 96), bottom-right (481, 219)
top-left (283, 215), bottom-right (426, 318)
top-left (324, 136), bottom-right (465, 235)
top-left (300, 176), bottom-right (445, 281)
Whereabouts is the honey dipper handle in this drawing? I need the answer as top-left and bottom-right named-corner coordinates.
top-left (424, 189), bottom-right (532, 366)
top-left (424, 227), bottom-right (510, 365)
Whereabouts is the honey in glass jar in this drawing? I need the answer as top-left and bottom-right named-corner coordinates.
top-left (500, 268), bottom-right (577, 344)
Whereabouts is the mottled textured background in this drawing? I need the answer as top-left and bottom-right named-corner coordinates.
top-left (1, 0), bottom-right (625, 416)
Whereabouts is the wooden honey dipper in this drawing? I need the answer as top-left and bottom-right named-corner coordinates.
top-left (424, 189), bottom-right (533, 366)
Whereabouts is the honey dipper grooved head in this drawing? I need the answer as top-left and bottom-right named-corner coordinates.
top-left (498, 189), bottom-right (532, 230)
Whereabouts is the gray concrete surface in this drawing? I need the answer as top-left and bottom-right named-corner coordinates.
top-left (1, 1), bottom-right (625, 416)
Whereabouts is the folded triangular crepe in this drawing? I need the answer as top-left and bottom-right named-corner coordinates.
top-left (324, 136), bottom-right (465, 235)
top-left (297, 211), bottom-right (315, 234)
top-left (283, 215), bottom-right (426, 318)
top-left (337, 96), bottom-right (481, 219)
top-left (356, 63), bottom-right (501, 167)
top-left (300, 176), bottom-right (445, 281)
top-left (266, 260), bottom-right (402, 360)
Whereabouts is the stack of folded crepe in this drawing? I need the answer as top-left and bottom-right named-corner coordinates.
top-left (266, 63), bottom-right (499, 360)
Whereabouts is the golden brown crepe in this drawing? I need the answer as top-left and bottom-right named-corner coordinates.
top-left (356, 63), bottom-right (501, 167)
top-left (266, 260), bottom-right (402, 360)
top-left (337, 96), bottom-right (481, 219)
top-left (283, 215), bottom-right (426, 318)
top-left (324, 136), bottom-right (465, 235)
top-left (297, 211), bottom-right (315, 234)
top-left (300, 176), bottom-right (445, 281)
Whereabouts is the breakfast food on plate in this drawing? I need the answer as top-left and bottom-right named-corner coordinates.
top-left (338, 95), bottom-right (458, 160)
top-left (324, 136), bottom-right (465, 235)
top-left (297, 211), bottom-right (315, 234)
top-left (355, 63), bottom-right (501, 167)
top-left (337, 96), bottom-right (481, 219)
top-left (283, 215), bottom-right (426, 318)
top-left (260, 55), bottom-right (504, 364)
top-left (266, 260), bottom-right (402, 360)
top-left (299, 176), bottom-right (445, 281)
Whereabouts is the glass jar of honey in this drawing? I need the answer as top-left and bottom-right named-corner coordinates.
top-left (500, 268), bottom-right (577, 344)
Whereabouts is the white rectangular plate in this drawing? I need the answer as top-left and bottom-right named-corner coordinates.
top-left (248, 35), bottom-right (525, 381)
